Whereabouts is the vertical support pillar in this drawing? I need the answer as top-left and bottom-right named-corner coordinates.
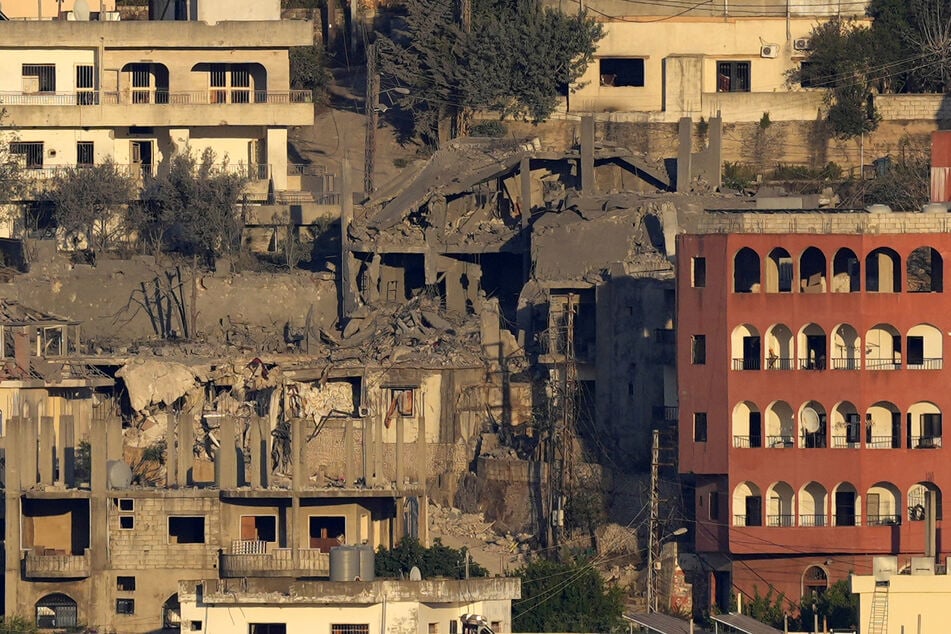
top-left (166, 413), bottom-right (179, 488)
top-left (292, 416), bottom-right (306, 490)
top-left (106, 415), bottom-right (122, 464)
top-left (580, 115), bottom-right (595, 196)
top-left (676, 117), bottom-right (692, 193)
top-left (258, 415), bottom-right (270, 488)
top-left (374, 408), bottom-right (384, 486)
top-left (39, 416), bottom-right (54, 485)
top-left (395, 416), bottom-right (404, 488)
top-left (61, 415), bottom-right (75, 488)
top-left (249, 416), bottom-right (262, 489)
top-left (178, 414), bottom-right (194, 486)
top-left (344, 417), bottom-right (354, 486)
top-left (417, 391), bottom-right (427, 489)
top-left (91, 419), bottom-right (107, 494)
top-left (4, 415), bottom-right (20, 617)
top-left (20, 417), bottom-right (37, 490)
top-left (266, 127), bottom-right (289, 191)
top-left (217, 415), bottom-right (237, 490)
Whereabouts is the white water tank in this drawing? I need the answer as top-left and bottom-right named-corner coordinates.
top-left (329, 546), bottom-right (360, 581)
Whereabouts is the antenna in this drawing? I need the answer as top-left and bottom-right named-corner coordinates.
top-left (801, 407), bottom-right (820, 434)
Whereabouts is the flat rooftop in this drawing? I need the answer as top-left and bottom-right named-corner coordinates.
top-left (695, 209), bottom-right (951, 235)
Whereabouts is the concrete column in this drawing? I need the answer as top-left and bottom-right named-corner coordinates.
top-left (395, 416), bottom-right (404, 488)
top-left (257, 415), bottom-right (270, 488)
top-left (292, 416), bottom-right (305, 490)
top-left (580, 115), bottom-right (595, 196)
top-left (216, 415), bottom-right (237, 490)
top-left (91, 420), bottom-right (107, 493)
top-left (106, 415), bottom-right (122, 463)
top-left (344, 418), bottom-right (354, 486)
top-left (417, 392), bottom-right (427, 489)
top-left (291, 494), bottom-right (301, 568)
top-left (20, 417), bottom-right (37, 490)
top-left (61, 415), bottom-right (75, 488)
top-left (374, 410), bottom-right (384, 486)
top-left (178, 414), bottom-right (194, 486)
top-left (249, 416), bottom-right (262, 489)
top-left (39, 416), bottom-right (54, 485)
top-left (4, 415), bottom-right (20, 618)
top-left (520, 156), bottom-right (532, 229)
top-left (166, 413), bottom-right (179, 488)
top-left (676, 117), bottom-right (692, 193)
top-left (267, 127), bottom-right (289, 191)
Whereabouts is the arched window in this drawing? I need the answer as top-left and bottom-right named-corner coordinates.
top-left (733, 482), bottom-right (763, 526)
top-left (907, 247), bottom-right (943, 293)
top-left (865, 401), bottom-right (901, 449)
top-left (908, 482), bottom-right (942, 521)
top-left (799, 482), bottom-right (827, 527)
top-left (799, 247), bottom-right (827, 292)
top-left (732, 401), bottom-right (762, 448)
top-left (162, 594), bottom-right (181, 630)
top-left (734, 248), bottom-right (761, 293)
top-left (766, 248), bottom-right (793, 293)
top-left (803, 565), bottom-right (829, 596)
top-left (731, 324), bottom-right (761, 370)
top-left (866, 247), bottom-right (901, 293)
top-left (36, 594), bottom-right (78, 629)
top-left (766, 482), bottom-right (795, 526)
top-left (830, 401), bottom-right (859, 449)
top-left (765, 401), bottom-right (795, 448)
top-left (866, 482), bottom-right (901, 526)
top-left (832, 482), bottom-right (859, 526)
top-left (832, 248), bottom-right (860, 292)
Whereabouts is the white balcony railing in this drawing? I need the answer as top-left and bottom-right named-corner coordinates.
top-left (0, 90), bottom-right (312, 106)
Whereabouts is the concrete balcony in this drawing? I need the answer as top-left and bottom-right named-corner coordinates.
top-left (0, 91), bottom-right (313, 127)
top-left (23, 548), bottom-right (91, 579)
top-left (219, 542), bottom-right (329, 578)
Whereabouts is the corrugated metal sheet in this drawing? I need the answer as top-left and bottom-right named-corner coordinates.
top-left (626, 612), bottom-right (713, 633)
top-left (931, 167), bottom-right (951, 202)
top-left (711, 613), bottom-right (783, 634)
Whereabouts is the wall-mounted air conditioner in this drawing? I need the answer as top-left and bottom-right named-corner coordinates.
top-left (794, 38), bottom-right (811, 51)
top-left (760, 44), bottom-right (780, 59)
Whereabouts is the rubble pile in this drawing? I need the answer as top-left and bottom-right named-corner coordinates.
top-left (429, 503), bottom-right (533, 556)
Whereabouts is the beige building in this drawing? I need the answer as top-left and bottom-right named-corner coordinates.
top-left (0, 4), bottom-right (313, 233)
top-left (852, 556), bottom-right (951, 634)
top-left (555, 0), bottom-right (869, 122)
top-left (178, 578), bottom-right (520, 634)
top-left (0, 0), bottom-right (117, 20)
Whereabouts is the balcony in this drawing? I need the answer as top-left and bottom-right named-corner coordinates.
top-left (733, 435), bottom-right (762, 449)
top-left (866, 514), bottom-right (901, 527)
top-left (911, 435), bottom-right (942, 449)
top-left (831, 436), bottom-right (860, 448)
top-left (866, 436), bottom-right (896, 449)
top-left (652, 405), bottom-right (679, 423)
top-left (766, 435), bottom-right (794, 448)
top-left (830, 357), bottom-right (860, 370)
top-left (908, 358), bottom-right (943, 370)
top-left (23, 548), bottom-right (90, 579)
top-left (799, 514), bottom-right (827, 527)
top-left (765, 357), bottom-right (793, 370)
top-left (0, 90), bottom-right (313, 127)
top-left (866, 358), bottom-right (900, 370)
top-left (766, 514), bottom-right (794, 527)
top-left (732, 357), bottom-right (760, 371)
top-left (219, 541), bottom-right (330, 578)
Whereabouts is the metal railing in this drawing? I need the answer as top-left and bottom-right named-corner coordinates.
top-left (765, 357), bottom-right (793, 370)
top-left (911, 436), bottom-right (942, 448)
top-left (732, 357), bottom-right (760, 370)
top-left (733, 435), bottom-right (763, 448)
top-left (767, 514), bottom-right (795, 527)
top-left (799, 514), bottom-right (826, 527)
top-left (800, 358), bottom-right (826, 370)
top-left (866, 358), bottom-right (900, 370)
top-left (831, 436), bottom-right (860, 448)
top-left (652, 405), bottom-right (679, 422)
top-left (866, 514), bottom-right (901, 527)
top-left (733, 514), bottom-right (762, 527)
top-left (1, 90), bottom-right (312, 106)
top-left (907, 358), bottom-right (943, 370)
top-left (866, 436), bottom-right (895, 449)
top-left (766, 435), bottom-right (794, 448)
top-left (831, 357), bottom-right (860, 370)
top-left (832, 515), bottom-right (860, 527)
top-left (20, 163), bottom-right (157, 179)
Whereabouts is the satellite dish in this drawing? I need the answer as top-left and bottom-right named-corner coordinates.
top-left (107, 460), bottom-right (133, 489)
top-left (409, 566), bottom-right (422, 581)
top-left (801, 407), bottom-right (820, 434)
top-left (73, 0), bottom-right (89, 20)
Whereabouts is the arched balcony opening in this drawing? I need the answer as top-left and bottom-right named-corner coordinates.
top-left (866, 482), bottom-right (901, 526)
top-left (797, 323), bottom-right (827, 370)
top-left (799, 401), bottom-right (827, 448)
top-left (163, 594), bottom-right (181, 630)
top-left (908, 482), bottom-right (942, 522)
top-left (731, 324), bottom-right (761, 370)
top-left (908, 401), bottom-right (942, 449)
top-left (765, 401), bottom-right (795, 448)
top-left (799, 246), bottom-right (827, 293)
top-left (191, 62), bottom-right (268, 103)
top-left (766, 247), bottom-right (793, 293)
top-left (765, 324), bottom-right (793, 370)
top-left (803, 566), bottom-right (829, 597)
top-left (732, 401), bottom-right (762, 448)
top-left (734, 247), bottom-right (761, 293)
top-left (832, 482), bottom-right (860, 526)
top-left (907, 246), bottom-right (943, 293)
top-left (36, 594), bottom-right (78, 629)
top-left (866, 247), bottom-right (901, 293)
top-left (865, 323), bottom-right (901, 370)
top-left (767, 481), bottom-right (795, 527)
top-left (799, 482), bottom-right (827, 527)
top-left (830, 323), bottom-right (860, 370)
top-left (733, 481), bottom-right (763, 526)
top-left (830, 401), bottom-right (860, 448)
top-left (866, 401), bottom-right (901, 449)
top-left (832, 248), bottom-right (860, 292)
top-left (906, 323), bottom-right (943, 370)
top-left (120, 62), bottom-right (170, 104)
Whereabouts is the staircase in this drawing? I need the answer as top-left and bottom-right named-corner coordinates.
top-left (868, 580), bottom-right (889, 634)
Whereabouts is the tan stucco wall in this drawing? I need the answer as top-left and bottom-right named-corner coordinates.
top-left (853, 572), bottom-right (951, 634)
top-left (197, 0), bottom-right (280, 23)
top-left (1, 0), bottom-right (116, 19)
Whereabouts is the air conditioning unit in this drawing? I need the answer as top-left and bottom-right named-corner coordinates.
top-left (760, 44), bottom-right (780, 59)
top-left (794, 38), bottom-right (811, 51)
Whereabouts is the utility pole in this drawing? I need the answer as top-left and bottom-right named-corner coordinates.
top-left (647, 429), bottom-right (660, 613)
top-left (364, 41), bottom-right (379, 195)
top-left (551, 294), bottom-right (578, 551)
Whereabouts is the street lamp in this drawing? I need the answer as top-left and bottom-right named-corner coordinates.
top-left (647, 526), bottom-right (688, 614)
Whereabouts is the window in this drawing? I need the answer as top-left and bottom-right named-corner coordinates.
top-left (22, 64), bottom-right (55, 93)
top-left (332, 627), bottom-right (369, 634)
top-left (189, 621), bottom-right (202, 631)
top-left (240, 515), bottom-right (277, 543)
top-left (385, 387), bottom-right (415, 425)
top-left (116, 599), bottom-right (135, 615)
top-left (10, 142), bottom-right (44, 169)
top-left (76, 142), bottom-right (94, 166)
top-left (76, 65), bottom-right (96, 105)
top-left (130, 63), bottom-right (153, 104)
top-left (429, 624), bottom-right (439, 634)
top-left (709, 491), bottom-right (720, 520)
top-left (717, 61), bottom-right (750, 93)
top-left (249, 626), bottom-right (286, 634)
top-left (117, 498), bottom-right (134, 512)
top-left (694, 412), bottom-right (708, 442)
top-left (692, 257), bottom-right (706, 287)
top-left (599, 58), bottom-right (645, 87)
top-left (310, 516), bottom-right (346, 550)
top-left (116, 576), bottom-right (135, 591)
top-left (36, 594), bottom-right (77, 629)
top-left (691, 335), bottom-right (706, 364)
top-left (168, 516), bottom-right (205, 544)
top-left (450, 621), bottom-right (458, 634)
top-left (209, 63), bottom-right (253, 103)
top-left (119, 516), bottom-right (134, 529)
top-left (907, 336), bottom-right (924, 366)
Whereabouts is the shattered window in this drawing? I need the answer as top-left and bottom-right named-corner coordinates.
top-left (384, 388), bottom-right (415, 427)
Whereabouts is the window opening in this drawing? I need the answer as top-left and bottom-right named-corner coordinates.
top-left (116, 599), bottom-right (135, 615)
top-left (249, 625), bottom-right (287, 634)
top-left (691, 335), bottom-right (706, 364)
top-left (717, 61), bottom-right (750, 92)
top-left (76, 65), bottom-right (96, 105)
top-left (309, 516), bottom-right (346, 551)
top-left (76, 142), bottom-right (94, 166)
top-left (36, 594), bottom-right (78, 629)
top-left (694, 412), bottom-right (707, 442)
top-left (22, 64), bottom-right (55, 93)
top-left (692, 257), bottom-right (706, 287)
top-left (10, 142), bottom-right (44, 169)
top-left (331, 627), bottom-right (370, 634)
top-left (168, 516), bottom-right (205, 544)
top-left (116, 576), bottom-right (136, 591)
top-left (240, 515), bottom-right (277, 543)
top-left (599, 58), bottom-right (645, 87)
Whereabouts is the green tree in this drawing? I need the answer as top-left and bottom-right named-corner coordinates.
top-left (512, 558), bottom-right (623, 633)
top-left (290, 44), bottom-right (330, 105)
top-left (375, 537), bottom-right (487, 579)
top-left (867, 0), bottom-right (951, 93)
top-left (378, 0), bottom-right (603, 145)
top-left (745, 586), bottom-right (788, 629)
top-left (42, 159), bottom-right (138, 254)
top-left (0, 108), bottom-right (26, 203)
top-left (0, 615), bottom-right (39, 633)
top-left (797, 580), bottom-right (858, 631)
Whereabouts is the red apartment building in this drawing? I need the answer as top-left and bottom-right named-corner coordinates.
top-left (677, 210), bottom-right (951, 610)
